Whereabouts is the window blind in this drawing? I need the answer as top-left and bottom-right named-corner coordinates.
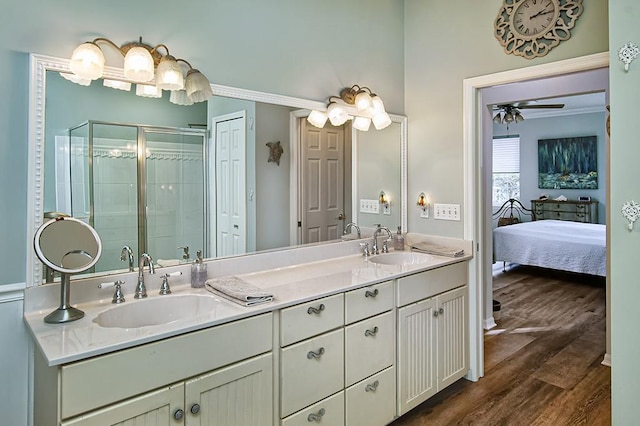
top-left (493, 136), bottom-right (520, 173)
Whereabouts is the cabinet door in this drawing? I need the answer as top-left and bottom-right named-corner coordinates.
top-left (437, 286), bottom-right (469, 391)
top-left (397, 297), bottom-right (437, 416)
top-left (62, 383), bottom-right (184, 426)
top-left (184, 353), bottom-right (273, 426)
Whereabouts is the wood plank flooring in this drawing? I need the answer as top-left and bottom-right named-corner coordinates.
top-left (390, 264), bottom-right (610, 426)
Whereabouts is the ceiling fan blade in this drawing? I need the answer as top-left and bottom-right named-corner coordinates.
top-left (516, 103), bottom-right (565, 109)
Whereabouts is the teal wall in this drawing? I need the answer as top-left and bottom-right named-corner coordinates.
top-left (0, 0), bottom-right (405, 286)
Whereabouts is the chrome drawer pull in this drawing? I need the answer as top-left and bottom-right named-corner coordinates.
top-left (307, 304), bottom-right (325, 315)
top-left (364, 326), bottom-right (379, 337)
top-left (365, 288), bottom-right (379, 298)
top-left (365, 380), bottom-right (380, 392)
top-left (307, 408), bottom-right (326, 422)
top-left (307, 347), bottom-right (325, 359)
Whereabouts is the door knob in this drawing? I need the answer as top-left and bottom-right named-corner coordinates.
top-left (338, 213), bottom-right (345, 220)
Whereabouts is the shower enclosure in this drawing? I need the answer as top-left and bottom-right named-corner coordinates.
top-left (63, 120), bottom-right (207, 273)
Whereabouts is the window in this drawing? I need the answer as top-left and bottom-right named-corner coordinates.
top-left (493, 136), bottom-right (520, 206)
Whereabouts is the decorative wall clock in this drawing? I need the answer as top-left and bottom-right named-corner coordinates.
top-left (494, 0), bottom-right (584, 59)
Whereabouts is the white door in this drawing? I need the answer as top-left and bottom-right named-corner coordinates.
top-left (300, 119), bottom-right (345, 244)
top-left (215, 114), bottom-right (246, 257)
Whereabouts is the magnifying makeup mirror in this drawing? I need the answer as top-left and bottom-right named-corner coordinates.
top-left (34, 217), bottom-right (102, 323)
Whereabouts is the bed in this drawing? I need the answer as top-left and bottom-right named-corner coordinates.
top-left (492, 199), bottom-right (606, 276)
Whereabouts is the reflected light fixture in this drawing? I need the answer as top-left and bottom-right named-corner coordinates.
top-left (493, 105), bottom-right (524, 125)
top-left (67, 36), bottom-right (212, 104)
top-left (307, 85), bottom-right (392, 131)
top-left (417, 192), bottom-right (430, 218)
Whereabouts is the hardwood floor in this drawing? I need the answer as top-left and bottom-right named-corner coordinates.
top-left (390, 264), bottom-right (610, 426)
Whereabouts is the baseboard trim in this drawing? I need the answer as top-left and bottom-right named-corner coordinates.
top-left (0, 282), bottom-right (26, 303)
top-left (601, 353), bottom-right (611, 367)
top-left (483, 317), bottom-right (497, 330)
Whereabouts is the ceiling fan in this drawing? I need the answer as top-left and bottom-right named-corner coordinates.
top-left (492, 101), bottom-right (565, 124)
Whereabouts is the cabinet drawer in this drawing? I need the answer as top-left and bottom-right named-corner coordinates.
top-left (280, 293), bottom-right (344, 346)
top-left (345, 311), bottom-right (394, 387)
top-left (281, 391), bottom-right (344, 426)
top-left (60, 312), bottom-right (272, 420)
top-left (280, 329), bottom-right (344, 417)
top-left (345, 280), bottom-right (393, 324)
top-left (345, 366), bottom-right (396, 426)
top-left (397, 262), bottom-right (467, 307)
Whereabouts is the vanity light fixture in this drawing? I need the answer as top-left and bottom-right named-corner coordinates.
top-left (67, 36), bottom-right (212, 103)
top-left (417, 192), bottom-right (430, 218)
top-left (307, 85), bottom-right (392, 131)
top-left (379, 191), bottom-right (388, 205)
top-left (103, 79), bottom-right (131, 91)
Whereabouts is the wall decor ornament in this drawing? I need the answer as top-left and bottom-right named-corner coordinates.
top-left (622, 200), bottom-right (640, 231)
top-left (618, 42), bottom-right (639, 72)
top-left (537, 136), bottom-right (597, 189)
top-left (494, 0), bottom-right (584, 59)
top-left (266, 141), bottom-right (284, 166)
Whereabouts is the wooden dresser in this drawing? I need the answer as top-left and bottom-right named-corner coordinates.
top-left (531, 199), bottom-right (598, 223)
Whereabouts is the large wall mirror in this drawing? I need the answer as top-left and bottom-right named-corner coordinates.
top-left (27, 54), bottom-right (407, 286)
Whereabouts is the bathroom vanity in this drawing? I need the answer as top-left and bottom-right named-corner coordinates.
top-left (25, 235), bottom-right (471, 425)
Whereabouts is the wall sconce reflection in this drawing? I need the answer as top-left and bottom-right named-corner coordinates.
top-left (417, 192), bottom-right (430, 218)
top-left (380, 191), bottom-right (390, 215)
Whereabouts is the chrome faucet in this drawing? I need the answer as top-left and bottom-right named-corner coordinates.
top-left (120, 245), bottom-right (134, 272)
top-left (135, 253), bottom-right (155, 299)
top-left (343, 222), bottom-right (361, 239)
top-left (372, 226), bottom-right (392, 255)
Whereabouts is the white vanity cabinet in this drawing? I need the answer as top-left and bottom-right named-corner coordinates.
top-left (396, 263), bottom-right (469, 416)
top-left (35, 313), bottom-right (273, 426)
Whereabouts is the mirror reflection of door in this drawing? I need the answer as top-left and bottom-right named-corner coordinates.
top-left (214, 112), bottom-right (247, 257)
top-left (300, 119), bottom-right (346, 243)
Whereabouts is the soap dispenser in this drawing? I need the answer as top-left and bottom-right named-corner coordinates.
top-left (190, 250), bottom-right (207, 288)
top-left (394, 226), bottom-right (405, 251)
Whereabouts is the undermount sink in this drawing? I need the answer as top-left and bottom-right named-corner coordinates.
top-left (368, 251), bottom-right (433, 266)
top-left (93, 294), bottom-right (222, 329)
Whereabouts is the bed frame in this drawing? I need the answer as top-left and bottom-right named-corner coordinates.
top-left (493, 198), bottom-right (536, 226)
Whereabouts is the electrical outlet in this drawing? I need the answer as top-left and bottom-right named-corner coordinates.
top-left (434, 203), bottom-right (461, 221)
top-left (383, 203), bottom-right (391, 215)
top-left (420, 207), bottom-right (429, 219)
top-left (359, 199), bottom-right (380, 214)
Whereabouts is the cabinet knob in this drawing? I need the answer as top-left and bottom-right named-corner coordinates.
top-left (434, 308), bottom-right (444, 317)
top-left (364, 326), bottom-right (379, 337)
top-left (307, 347), bottom-right (325, 359)
top-left (174, 409), bottom-right (184, 420)
top-left (190, 403), bottom-right (201, 415)
top-left (365, 380), bottom-right (380, 392)
top-left (307, 304), bottom-right (325, 315)
top-left (365, 288), bottom-right (379, 298)
top-left (307, 408), bottom-right (326, 422)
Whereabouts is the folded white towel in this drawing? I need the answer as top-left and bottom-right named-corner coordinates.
top-left (205, 276), bottom-right (274, 307)
top-left (410, 243), bottom-right (465, 257)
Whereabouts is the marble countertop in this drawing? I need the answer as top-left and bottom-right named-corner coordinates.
top-left (25, 235), bottom-right (472, 366)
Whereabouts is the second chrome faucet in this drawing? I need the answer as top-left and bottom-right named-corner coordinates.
top-left (135, 253), bottom-right (155, 299)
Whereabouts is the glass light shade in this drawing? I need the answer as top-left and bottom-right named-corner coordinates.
top-left (185, 69), bottom-right (213, 103)
top-left (371, 95), bottom-right (386, 114)
top-left (169, 89), bottom-right (194, 106)
top-left (514, 111), bottom-right (524, 123)
top-left (355, 91), bottom-right (374, 113)
top-left (156, 55), bottom-right (184, 91)
top-left (59, 72), bottom-right (92, 86)
top-left (307, 110), bottom-right (328, 128)
top-left (327, 103), bottom-right (348, 126)
top-left (372, 111), bottom-right (392, 130)
top-left (493, 113), bottom-right (503, 124)
top-left (103, 79), bottom-right (131, 91)
top-left (353, 116), bottom-right (372, 131)
top-left (69, 42), bottom-right (105, 80)
top-left (124, 46), bottom-right (155, 82)
top-left (135, 84), bottom-right (162, 98)
top-left (503, 112), bottom-right (514, 124)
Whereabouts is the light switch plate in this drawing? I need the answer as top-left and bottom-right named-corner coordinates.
top-left (434, 203), bottom-right (460, 221)
top-left (360, 199), bottom-right (380, 214)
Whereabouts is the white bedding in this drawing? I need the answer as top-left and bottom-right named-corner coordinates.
top-left (493, 219), bottom-right (606, 276)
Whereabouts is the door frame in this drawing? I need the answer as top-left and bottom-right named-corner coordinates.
top-left (462, 52), bottom-right (610, 381)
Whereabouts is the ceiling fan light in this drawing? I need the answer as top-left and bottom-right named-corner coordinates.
top-left (169, 89), bottom-right (194, 106)
top-left (69, 42), bottom-right (105, 80)
top-left (135, 84), bottom-right (162, 98)
top-left (156, 55), bottom-right (184, 91)
top-left (372, 111), bottom-right (392, 130)
top-left (514, 111), bottom-right (524, 122)
top-left (355, 91), bottom-right (373, 113)
top-left (493, 113), bottom-right (503, 124)
top-left (185, 69), bottom-right (213, 103)
top-left (59, 72), bottom-right (92, 86)
top-left (103, 79), bottom-right (131, 91)
top-left (503, 112), bottom-right (514, 124)
top-left (124, 46), bottom-right (155, 83)
top-left (327, 102), bottom-right (348, 126)
top-left (307, 110), bottom-right (328, 128)
top-left (353, 116), bottom-right (372, 131)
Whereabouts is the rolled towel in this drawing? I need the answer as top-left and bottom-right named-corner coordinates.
top-left (410, 242), bottom-right (465, 257)
top-left (205, 276), bottom-right (274, 307)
